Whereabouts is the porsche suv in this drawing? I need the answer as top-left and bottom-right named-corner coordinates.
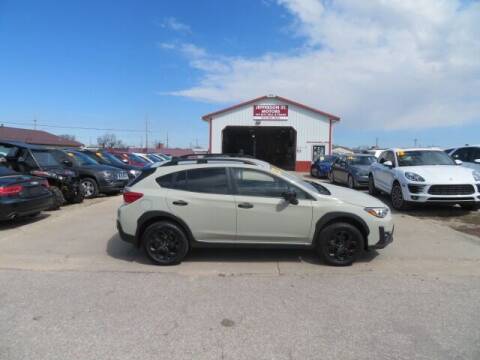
top-left (117, 159), bottom-right (394, 266)
top-left (369, 148), bottom-right (480, 210)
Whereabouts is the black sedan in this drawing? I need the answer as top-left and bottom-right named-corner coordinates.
top-left (330, 154), bottom-right (377, 189)
top-left (51, 150), bottom-right (130, 198)
top-left (0, 166), bottom-right (53, 221)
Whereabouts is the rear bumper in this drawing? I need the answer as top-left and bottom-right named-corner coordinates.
top-left (372, 226), bottom-right (394, 250)
top-left (117, 220), bottom-right (137, 245)
top-left (0, 194), bottom-right (53, 221)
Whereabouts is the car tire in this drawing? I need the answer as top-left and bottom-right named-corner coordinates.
top-left (329, 171), bottom-right (335, 184)
top-left (391, 182), bottom-right (409, 210)
top-left (310, 167), bottom-right (318, 178)
top-left (317, 222), bottom-right (364, 266)
top-left (48, 186), bottom-right (65, 210)
top-left (81, 178), bottom-right (98, 198)
top-left (368, 175), bottom-right (378, 196)
top-left (65, 187), bottom-right (85, 204)
top-left (348, 175), bottom-right (355, 189)
top-left (460, 204), bottom-right (479, 211)
top-left (143, 221), bottom-right (189, 265)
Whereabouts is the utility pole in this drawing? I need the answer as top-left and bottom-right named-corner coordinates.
top-left (166, 132), bottom-right (169, 148)
top-left (33, 117), bottom-right (37, 130)
top-left (145, 114), bottom-right (149, 152)
top-left (375, 137), bottom-right (379, 148)
top-left (414, 138), bottom-right (418, 147)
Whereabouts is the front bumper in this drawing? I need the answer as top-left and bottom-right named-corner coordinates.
top-left (372, 226), bottom-right (394, 250)
top-left (98, 179), bottom-right (129, 193)
top-left (402, 182), bottom-right (480, 204)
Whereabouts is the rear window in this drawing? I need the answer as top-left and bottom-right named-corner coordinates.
top-left (156, 168), bottom-right (229, 194)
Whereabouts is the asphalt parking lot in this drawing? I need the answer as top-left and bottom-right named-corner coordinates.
top-left (1, 185), bottom-right (480, 360)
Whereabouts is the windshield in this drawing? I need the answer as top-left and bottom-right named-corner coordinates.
top-left (129, 154), bottom-right (149, 164)
top-left (274, 167), bottom-right (330, 195)
top-left (67, 151), bottom-right (99, 166)
top-left (32, 150), bottom-right (61, 167)
top-left (397, 151), bottom-right (455, 166)
top-left (348, 156), bottom-right (376, 165)
top-left (146, 154), bottom-right (162, 162)
top-left (95, 151), bottom-right (125, 166)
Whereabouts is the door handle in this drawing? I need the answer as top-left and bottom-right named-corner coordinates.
top-left (172, 200), bottom-right (188, 206)
top-left (238, 202), bottom-right (254, 209)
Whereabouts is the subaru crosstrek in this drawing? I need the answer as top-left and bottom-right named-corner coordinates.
top-left (117, 159), bottom-right (393, 266)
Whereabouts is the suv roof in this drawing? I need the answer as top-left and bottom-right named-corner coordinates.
top-left (0, 140), bottom-right (50, 151)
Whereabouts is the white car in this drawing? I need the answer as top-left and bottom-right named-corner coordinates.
top-left (369, 148), bottom-right (480, 210)
top-left (117, 160), bottom-right (394, 266)
top-left (446, 146), bottom-right (480, 172)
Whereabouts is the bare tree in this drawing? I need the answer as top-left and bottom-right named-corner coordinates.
top-left (97, 133), bottom-right (125, 148)
top-left (59, 134), bottom-right (76, 141)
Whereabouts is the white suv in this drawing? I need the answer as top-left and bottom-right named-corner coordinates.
top-left (369, 148), bottom-right (480, 210)
top-left (117, 160), bottom-right (394, 266)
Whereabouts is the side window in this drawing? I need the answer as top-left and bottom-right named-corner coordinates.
top-left (186, 168), bottom-right (228, 194)
top-left (233, 168), bottom-right (308, 199)
top-left (471, 148), bottom-right (480, 162)
top-left (157, 168), bottom-right (228, 194)
top-left (385, 152), bottom-right (396, 166)
top-left (378, 152), bottom-right (387, 164)
top-left (451, 148), bottom-right (471, 162)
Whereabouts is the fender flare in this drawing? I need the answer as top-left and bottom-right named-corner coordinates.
top-left (135, 211), bottom-right (195, 247)
top-left (313, 212), bottom-right (370, 247)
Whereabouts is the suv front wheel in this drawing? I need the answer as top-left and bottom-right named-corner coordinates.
top-left (142, 221), bottom-right (189, 265)
top-left (317, 222), bottom-right (364, 266)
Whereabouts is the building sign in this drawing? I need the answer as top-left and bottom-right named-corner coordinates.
top-left (253, 104), bottom-right (288, 120)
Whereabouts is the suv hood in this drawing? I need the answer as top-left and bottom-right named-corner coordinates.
top-left (83, 164), bottom-right (120, 172)
top-left (320, 183), bottom-right (387, 208)
top-left (400, 165), bottom-right (475, 183)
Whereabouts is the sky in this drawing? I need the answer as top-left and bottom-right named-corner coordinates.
top-left (0, 0), bottom-right (479, 149)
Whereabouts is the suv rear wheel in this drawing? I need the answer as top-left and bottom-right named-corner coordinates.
top-left (49, 186), bottom-right (65, 210)
top-left (317, 222), bottom-right (364, 266)
top-left (368, 175), bottom-right (378, 195)
top-left (142, 221), bottom-right (189, 265)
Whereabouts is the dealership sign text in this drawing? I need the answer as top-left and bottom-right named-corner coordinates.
top-left (253, 105), bottom-right (288, 120)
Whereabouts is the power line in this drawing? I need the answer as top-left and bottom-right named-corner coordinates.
top-left (1, 121), bottom-right (165, 134)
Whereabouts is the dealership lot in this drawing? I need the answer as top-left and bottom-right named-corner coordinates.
top-left (1, 187), bottom-right (480, 359)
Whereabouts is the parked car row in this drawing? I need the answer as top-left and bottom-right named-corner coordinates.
top-left (0, 141), bottom-right (171, 222)
top-left (310, 146), bottom-right (480, 211)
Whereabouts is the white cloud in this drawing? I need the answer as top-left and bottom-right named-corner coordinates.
top-left (160, 17), bottom-right (191, 34)
top-left (165, 0), bottom-right (480, 129)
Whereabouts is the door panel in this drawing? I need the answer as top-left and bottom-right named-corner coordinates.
top-left (235, 195), bottom-right (313, 244)
top-left (165, 189), bottom-right (237, 242)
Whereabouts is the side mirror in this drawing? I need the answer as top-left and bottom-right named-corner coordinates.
top-left (455, 159), bottom-right (463, 165)
top-left (282, 190), bottom-right (299, 205)
top-left (474, 159), bottom-right (480, 164)
top-left (62, 160), bottom-right (73, 167)
top-left (383, 160), bottom-right (393, 168)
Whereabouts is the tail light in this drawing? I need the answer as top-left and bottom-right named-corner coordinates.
top-left (123, 191), bottom-right (143, 204)
top-left (0, 184), bottom-right (23, 197)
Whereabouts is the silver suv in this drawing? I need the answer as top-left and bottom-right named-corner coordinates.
top-left (117, 160), bottom-right (394, 266)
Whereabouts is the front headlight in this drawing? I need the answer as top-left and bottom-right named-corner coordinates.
top-left (100, 170), bottom-right (114, 179)
top-left (364, 207), bottom-right (389, 218)
top-left (473, 171), bottom-right (480, 182)
top-left (405, 172), bottom-right (425, 182)
top-left (129, 169), bottom-right (141, 177)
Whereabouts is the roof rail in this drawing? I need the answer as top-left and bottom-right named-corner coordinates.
top-left (178, 153), bottom-right (255, 159)
top-left (164, 157), bottom-right (260, 167)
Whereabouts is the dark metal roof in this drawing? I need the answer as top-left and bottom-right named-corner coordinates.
top-left (0, 126), bottom-right (83, 147)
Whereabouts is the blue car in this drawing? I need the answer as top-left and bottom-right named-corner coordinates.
top-left (310, 155), bottom-right (338, 178)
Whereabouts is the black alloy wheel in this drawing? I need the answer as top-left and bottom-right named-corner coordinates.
top-left (391, 182), bottom-right (409, 210)
top-left (317, 222), bottom-right (364, 266)
top-left (143, 221), bottom-right (189, 265)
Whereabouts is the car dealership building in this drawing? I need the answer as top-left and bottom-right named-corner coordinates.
top-left (201, 95), bottom-right (340, 171)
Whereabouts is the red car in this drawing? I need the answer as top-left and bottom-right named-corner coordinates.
top-left (108, 152), bottom-right (150, 168)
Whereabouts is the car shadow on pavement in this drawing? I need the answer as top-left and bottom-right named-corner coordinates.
top-left (106, 233), bottom-right (378, 266)
top-left (0, 213), bottom-right (51, 230)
